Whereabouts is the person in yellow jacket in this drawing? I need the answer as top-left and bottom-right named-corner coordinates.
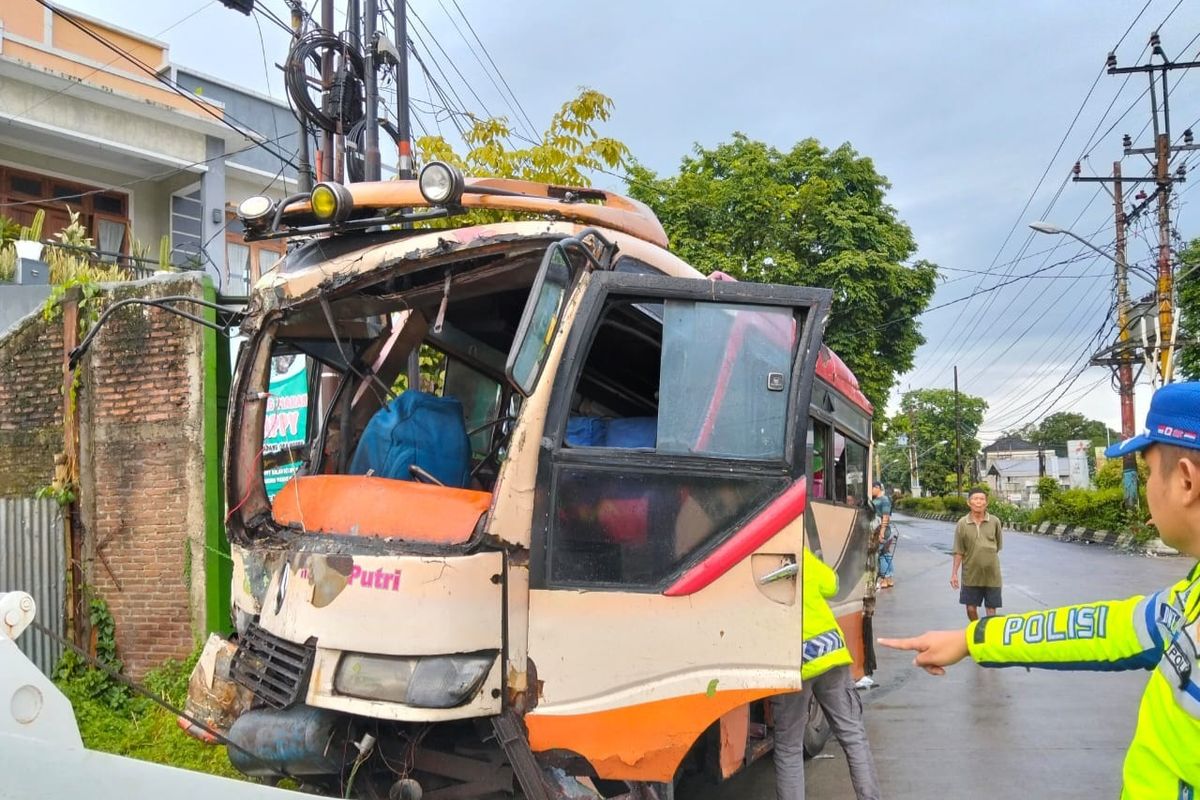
top-left (880, 381), bottom-right (1200, 799)
top-left (771, 547), bottom-right (881, 800)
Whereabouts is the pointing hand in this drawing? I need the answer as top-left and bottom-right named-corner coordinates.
top-left (877, 630), bottom-right (970, 676)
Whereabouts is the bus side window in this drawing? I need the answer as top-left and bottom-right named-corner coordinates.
top-left (547, 298), bottom-right (794, 586)
top-left (831, 430), bottom-right (867, 506)
top-left (810, 418), bottom-right (830, 499)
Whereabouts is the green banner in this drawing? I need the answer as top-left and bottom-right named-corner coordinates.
top-left (263, 355), bottom-right (308, 499)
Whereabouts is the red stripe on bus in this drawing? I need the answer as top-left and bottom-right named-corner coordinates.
top-left (664, 480), bottom-right (807, 597)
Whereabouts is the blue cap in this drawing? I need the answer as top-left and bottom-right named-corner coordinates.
top-left (1105, 382), bottom-right (1200, 458)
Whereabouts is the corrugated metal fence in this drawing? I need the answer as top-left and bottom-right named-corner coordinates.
top-left (0, 498), bottom-right (65, 675)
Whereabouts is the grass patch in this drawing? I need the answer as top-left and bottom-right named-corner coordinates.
top-left (54, 645), bottom-right (244, 780)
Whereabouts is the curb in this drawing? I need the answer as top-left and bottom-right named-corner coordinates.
top-left (895, 511), bottom-right (1176, 557)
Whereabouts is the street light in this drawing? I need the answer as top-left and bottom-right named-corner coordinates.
top-left (1031, 219), bottom-right (1139, 510)
top-left (1029, 221), bottom-right (1119, 264)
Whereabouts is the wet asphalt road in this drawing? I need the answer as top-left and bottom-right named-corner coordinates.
top-left (693, 513), bottom-right (1189, 800)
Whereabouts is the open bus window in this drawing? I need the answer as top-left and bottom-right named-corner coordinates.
top-left (549, 295), bottom-right (796, 587)
top-left (565, 299), bottom-right (795, 459)
top-left (831, 431), bottom-right (867, 506)
top-left (810, 418), bottom-right (830, 499)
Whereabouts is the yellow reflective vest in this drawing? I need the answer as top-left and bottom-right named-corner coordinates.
top-left (967, 562), bottom-right (1200, 799)
top-left (802, 548), bottom-right (853, 681)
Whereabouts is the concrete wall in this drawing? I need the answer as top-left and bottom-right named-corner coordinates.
top-left (0, 273), bottom-right (216, 676)
top-left (0, 285), bottom-right (53, 336)
top-left (0, 80), bottom-right (208, 167)
top-left (176, 70), bottom-right (298, 182)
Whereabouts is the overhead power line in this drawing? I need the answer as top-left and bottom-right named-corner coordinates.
top-left (446, 0), bottom-right (539, 137)
top-left (911, 2), bottom-right (1160, 385)
top-left (7, 1), bottom-right (216, 128)
top-left (31, 0), bottom-right (298, 171)
top-left (0, 130), bottom-right (297, 211)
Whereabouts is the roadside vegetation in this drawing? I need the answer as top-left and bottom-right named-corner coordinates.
top-left (52, 597), bottom-right (241, 780)
top-left (896, 459), bottom-right (1155, 544)
top-left (0, 208), bottom-right (171, 285)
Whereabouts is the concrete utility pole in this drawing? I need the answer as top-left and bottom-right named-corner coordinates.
top-left (320, 0), bottom-right (334, 181)
top-left (954, 366), bottom-right (963, 496)
top-left (362, 0), bottom-right (381, 181)
top-left (394, 0), bottom-right (413, 180)
top-left (288, 0), bottom-right (313, 192)
top-left (907, 395), bottom-right (921, 497)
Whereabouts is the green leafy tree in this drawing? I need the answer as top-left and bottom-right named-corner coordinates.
top-left (626, 134), bottom-right (939, 412)
top-left (1179, 237), bottom-right (1200, 381)
top-left (876, 435), bottom-right (911, 494)
top-left (1015, 412), bottom-right (1120, 456)
top-left (401, 89), bottom-right (631, 386)
top-left (416, 88), bottom-right (630, 188)
top-left (880, 388), bottom-right (987, 495)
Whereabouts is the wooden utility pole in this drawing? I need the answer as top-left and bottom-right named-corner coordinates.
top-left (60, 288), bottom-right (83, 646)
top-left (1112, 162), bottom-right (1138, 507)
top-left (1105, 35), bottom-right (1200, 383)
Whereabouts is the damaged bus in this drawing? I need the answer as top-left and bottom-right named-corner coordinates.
top-left (193, 164), bottom-right (877, 798)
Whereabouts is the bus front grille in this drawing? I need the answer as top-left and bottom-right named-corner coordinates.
top-left (231, 623), bottom-right (315, 709)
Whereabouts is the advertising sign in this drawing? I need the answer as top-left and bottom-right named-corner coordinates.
top-left (263, 354), bottom-right (308, 499)
top-left (1067, 439), bottom-right (1092, 489)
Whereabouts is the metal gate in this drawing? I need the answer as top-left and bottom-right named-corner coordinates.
top-left (0, 498), bottom-right (65, 675)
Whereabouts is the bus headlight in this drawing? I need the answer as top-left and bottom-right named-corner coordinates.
top-left (310, 182), bottom-right (353, 223)
top-left (334, 651), bottom-right (494, 708)
top-left (418, 161), bottom-right (465, 206)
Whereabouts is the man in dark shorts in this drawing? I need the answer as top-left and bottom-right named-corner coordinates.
top-left (950, 488), bottom-right (1002, 620)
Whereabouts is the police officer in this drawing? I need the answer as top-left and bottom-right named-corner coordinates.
top-left (771, 548), bottom-right (882, 800)
top-left (880, 381), bottom-right (1200, 799)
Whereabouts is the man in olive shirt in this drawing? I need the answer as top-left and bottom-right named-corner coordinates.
top-left (950, 488), bottom-right (1003, 621)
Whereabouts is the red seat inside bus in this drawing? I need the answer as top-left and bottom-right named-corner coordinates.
top-left (272, 475), bottom-right (492, 543)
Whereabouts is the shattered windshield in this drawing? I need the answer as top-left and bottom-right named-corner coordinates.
top-left (232, 239), bottom-right (566, 531)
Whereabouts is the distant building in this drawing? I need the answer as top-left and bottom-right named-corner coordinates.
top-left (0, 0), bottom-right (298, 295)
top-left (981, 434), bottom-right (1090, 506)
top-left (981, 436), bottom-right (1039, 465)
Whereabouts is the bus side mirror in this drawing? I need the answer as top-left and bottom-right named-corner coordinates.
top-left (505, 242), bottom-right (573, 396)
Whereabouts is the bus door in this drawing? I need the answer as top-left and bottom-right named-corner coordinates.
top-left (523, 271), bottom-right (831, 781)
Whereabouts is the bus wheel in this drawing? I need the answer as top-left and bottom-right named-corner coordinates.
top-left (803, 694), bottom-right (831, 758)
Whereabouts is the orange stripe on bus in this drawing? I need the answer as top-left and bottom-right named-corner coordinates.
top-left (526, 688), bottom-right (784, 781)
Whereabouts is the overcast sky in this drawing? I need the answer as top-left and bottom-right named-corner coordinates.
top-left (58, 0), bottom-right (1200, 441)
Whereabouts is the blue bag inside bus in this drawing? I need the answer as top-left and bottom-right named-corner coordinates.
top-left (348, 390), bottom-right (472, 488)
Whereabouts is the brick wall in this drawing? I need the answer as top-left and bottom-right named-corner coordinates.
top-left (80, 276), bottom-right (211, 676)
top-left (0, 274), bottom-right (214, 677)
top-left (0, 308), bottom-right (63, 496)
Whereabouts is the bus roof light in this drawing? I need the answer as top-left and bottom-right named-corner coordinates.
top-left (419, 162), bottom-right (465, 206)
top-left (311, 182), bottom-right (353, 223)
